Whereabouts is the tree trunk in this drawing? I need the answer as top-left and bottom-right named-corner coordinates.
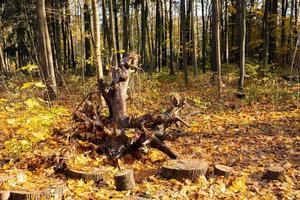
top-left (122, 0), bottom-right (129, 52)
top-left (201, 0), bottom-right (206, 73)
top-left (155, 0), bottom-right (162, 72)
top-left (191, 0), bottom-right (198, 77)
top-left (102, 0), bottom-right (111, 54)
top-left (0, 44), bottom-right (6, 73)
top-left (281, 0), bottom-right (288, 66)
top-left (92, 0), bottom-right (103, 80)
top-left (84, 0), bottom-right (92, 76)
top-left (224, 0), bottom-right (229, 63)
top-left (99, 54), bottom-right (139, 127)
top-left (141, 0), bottom-right (148, 72)
top-left (109, 0), bottom-right (118, 66)
top-left (238, 0), bottom-right (246, 93)
top-left (181, 0), bottom-right (188, 85)
top-left (269, 0), bottom-right (278, 64)
top-left (36, 0), bottom-right (57, 98)
top-left (169, 0), bottom-right (175, 74)
top-left (113, 0), bottom-right (121, 63)
top-left (212, 0), bottom-right (222, 99)
top-left (263, 0), bottom-right (270, 67)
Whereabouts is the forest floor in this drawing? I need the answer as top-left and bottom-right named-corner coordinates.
top-left (0, 71), bottom-right (299, 199)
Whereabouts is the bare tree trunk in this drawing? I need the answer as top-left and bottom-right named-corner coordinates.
top-left (92, 0), bottom-right (103, 80)
top-left (238, 0), bottom-right (246, 93)
top-left (169, 0), bottom-right (175, 74)
top-left (36, 0), bottom-right (57, 98)
top-left (212, 0), bottom-right (222, 99)
top-left (113, 0), bottom-right (121, 63)
top-left (191, 0), bottom-right (198, 77)
top-left (141, 0), bottom-right (148, 72)
top-left (224, 0), bottom-right (229, 63)
top-left (109, 0), bottom-right (118, 66)
top-left (181, 0), bottom-right (188, 85)
top-left (99, 54), bottom-right (139, 128)
top-left (84, 0), bottom-right (93, 76)
top-left (122, 0), bottom-right (129, 52)
top-left (201, 0), bottom-right (206, 73)
top-left (102, 0), bottom-right (111, 54)
top-left (0, 44), bottom-right (6, 73)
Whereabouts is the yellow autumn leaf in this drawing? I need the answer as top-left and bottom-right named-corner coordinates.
top-left (34, 81), bottom-right (46, 88)
top-left (21, 81), bottom-right (35, 90)
top-left (230, 177), bottom-right (247, 192)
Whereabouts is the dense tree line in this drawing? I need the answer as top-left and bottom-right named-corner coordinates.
top-left (0, 0), bottom-right (299, 98)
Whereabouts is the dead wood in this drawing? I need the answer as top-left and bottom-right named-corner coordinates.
top-left (114, 169), bottom-right (135, 191)
top-left (0, 191), bottom-right (10, 200)
top-left (71, 53), bottom-right (188, 163)
top-left (214, 164), bottom-right (233, 177)
top-left (263, 166), bottom-right (285, 180)
top-left (161, 159), bottom-right (209, 181)
top-left (63, 168), bottom-right (104, 183)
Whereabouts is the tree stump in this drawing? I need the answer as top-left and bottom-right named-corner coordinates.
top-left (48, 181), bottom-right (66, 199)
top-left (263, 166), bottom-right (285, 180)
top-left (8, 189), bottom-right (50, 200)
top-left (214, 164), bottom-right (233, 177)
top-left (114, 169), bottom-right (135, 191)
top-left (0, 191), bottom-right (10, 200)
top-left (64, 168), bottom-right (104, 183)
top-left (161, 159), bottom-right (209, 180)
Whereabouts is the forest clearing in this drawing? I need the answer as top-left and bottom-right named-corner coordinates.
top-left (0, 0), bottom-right (300, 199)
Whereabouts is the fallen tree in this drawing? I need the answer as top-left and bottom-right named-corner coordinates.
top-left (72, 53), bottom-right (189, 163)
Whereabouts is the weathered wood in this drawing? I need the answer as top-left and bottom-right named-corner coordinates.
top-left (0, 191), bottom-right (10, 200)
top-left (114, 169), bottom-right (135, 191)
top-left (64, 168), bottom-right (104, 183)
top-left (48, 181), bottom-right (66, 200)
top-left (263, 166), bottom-right (285, 180)
top-left (98, 53), bottom-right (140, 128)
top-left (214, 164), bottom-right (233, 177)
top-left (8, 189), bottom-right (50, 200)
top-left (162, 159), bottom-right (209, 180)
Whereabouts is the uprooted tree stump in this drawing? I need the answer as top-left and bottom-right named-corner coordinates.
top-left (114, 169), bottom-right (135, 191)
top-left (72, 52), bottom-right (189, 163)
top-left (263, 166), bottom-right (285, 180)
top-left (214, 164), bottom-right (233, 177)
top-left (161, 159), bottom-right (209, 180)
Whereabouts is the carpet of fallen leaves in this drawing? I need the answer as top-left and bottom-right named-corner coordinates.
top-left (0, 72), bottom-right (299, 199)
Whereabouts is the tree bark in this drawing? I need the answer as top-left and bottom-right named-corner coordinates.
top-left (238, 0), bottom-right (246, 93)
top-left (181, 0), bottom-right (188, 85)
top-left (169, 0), bottom-right (175, 74)
top-left (269, 0), bottom-right (278, 64)
top-left (212, 0), bottom-right (222, 99)
top-left (141, 0), bottom-right (148, 72)
top-left (91, 0), bottom-right (104, 80)
top-left (201, 0), bottom-right (206, 73)
top-left (122, 0), bottom-right (129, 52)
top-left (108, 0), bottom-right (118, 66)
top-left (84, 0), bottom-right (93, 76)
top-left (36, 0), bottom-right (57, 98)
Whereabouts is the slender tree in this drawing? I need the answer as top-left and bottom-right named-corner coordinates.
top-left (212, 0), bottom-right (222, 99)
top-left (109, 0), bottom-right (118, 66)
top-left (201, 0), bottom-right (207, 73)
top-left (169, 0), bottom-right (175, 74)
top-left (36, 0), bottom-right (57, 98)
top-left (83, 0), bottom-right (93, 76)
top-left (238, 0), bottom-right (246, 94)
top-left (181, 0), bottom-right (188, 85)
top-left (92, 0), bottom-right (103, 80)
